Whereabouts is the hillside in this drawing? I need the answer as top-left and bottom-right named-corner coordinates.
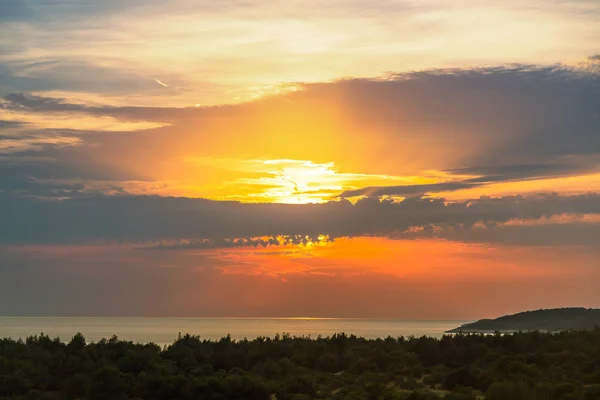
top-left (446, 307), bottom-right (600, 333)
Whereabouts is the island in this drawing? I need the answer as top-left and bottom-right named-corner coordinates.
top-left (446, 307), bottom-right (600, 333)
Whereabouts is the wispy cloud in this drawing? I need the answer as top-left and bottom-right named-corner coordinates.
top-left (2, 1), bottom-right (599, 106)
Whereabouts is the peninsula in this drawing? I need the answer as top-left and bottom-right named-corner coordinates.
top-left (446, 307), bottom-right (600, 333)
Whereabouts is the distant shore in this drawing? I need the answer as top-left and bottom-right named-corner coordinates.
top-left (445, 307), bottom-right (600, 334)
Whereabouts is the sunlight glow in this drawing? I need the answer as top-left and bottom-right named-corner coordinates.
top-left (183, 157), bottom-right (433, 203)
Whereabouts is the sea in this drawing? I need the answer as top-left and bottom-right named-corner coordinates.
top-left (0, 318), bottom-right (468, 347)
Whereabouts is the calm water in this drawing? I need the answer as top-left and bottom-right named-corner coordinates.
top-left (0, 318), bottom-right (468, 347)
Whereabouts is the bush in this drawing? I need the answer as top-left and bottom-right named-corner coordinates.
top-left (485, 381), bottom-right (534, 400)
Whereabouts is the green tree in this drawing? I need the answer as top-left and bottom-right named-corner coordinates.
top-left (63, 373), bottom-right (90, 399)
top-left (89, 365), bottom-right (128, 400)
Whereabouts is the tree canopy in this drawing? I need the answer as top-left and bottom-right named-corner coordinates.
top-left (1, 329), bottom-right (600, 399)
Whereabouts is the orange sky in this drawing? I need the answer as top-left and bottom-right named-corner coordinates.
top-left (3, 236), bottom-right (599, 318)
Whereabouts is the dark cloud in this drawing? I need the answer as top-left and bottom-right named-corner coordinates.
top-left (3, 93), bottom-right (197, 123)
top-left (0, 192), bottom-right (598, 245)
top-left (4, 93), bottom-right (90, 111)
top-left (0, 129), bottom-right (144, 195)
top-left (344, 64), bottom-right (600, 165)
top-left (339, 161), bottom-right (598, 198)
top-left (398, 222), bottom-right (600, 248)
top-left (339, 182), bottom-right (477, 198)
top-left (148, 234), bottom-right (333, 250)
top-left (0, 120), bottom-right (27, 129)
top-left (454, 162), bottom-right (598, 183)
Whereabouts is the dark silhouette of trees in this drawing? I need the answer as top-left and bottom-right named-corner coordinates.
top-left (1, 328), bottom-right (600, 399)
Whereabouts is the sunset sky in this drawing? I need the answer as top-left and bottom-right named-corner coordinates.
top-left (1, 0), bottom-right (600, 318)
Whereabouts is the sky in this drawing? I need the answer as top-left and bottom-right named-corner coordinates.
top-left (1, 0), bottom-right (600, 318)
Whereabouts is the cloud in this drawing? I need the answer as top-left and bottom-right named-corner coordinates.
top-left (0, 0), bottom-right (35, 22)
top-left (147, 234), bottom-right (332, 250)
top-left (3, 60), bottom-right (600, 182)
top-left (0, 0), bottom-right (151, 26)
top-left (1, 60), bottom-right (600, 249)
top-left (2, 0), bottom-right (599, 107)
top-left (0, 192), bottom-right (598, 246)
top-left (2, 93), bottom-right (197, 123)
top-left (448, 162), bottom-right (598, 183)
top-left (339, 182), bottom-right (477, 198)
top-left (0, 120), bottom-right (27, 129)
top-left (0, 130), bottom-right (81, 154)
top-left (0, 61), bottom-right (189, 98)
top-left (400, 219), bottom-right (600, 248)
top-left (340, 161), bottom-right (599, 198)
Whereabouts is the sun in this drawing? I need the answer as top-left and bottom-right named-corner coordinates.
top-left (182, 157), bottom-right (421, 204)
top-left (259, 159), bottom-right (341, 203)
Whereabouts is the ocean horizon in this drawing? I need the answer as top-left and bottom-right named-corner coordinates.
top-left (0, 317), bottom-right (470, 346)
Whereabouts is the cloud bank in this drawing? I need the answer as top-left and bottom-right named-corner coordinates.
top-left (0, 193), bottom-right (598, 247)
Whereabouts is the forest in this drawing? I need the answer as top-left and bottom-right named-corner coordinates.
top-left (2, 329), bottom-right (600, 400)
